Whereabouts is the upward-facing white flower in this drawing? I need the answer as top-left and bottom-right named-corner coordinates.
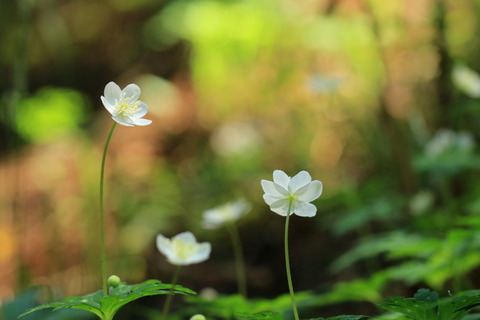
top-left (202, 199), bottom-right (251, 229)
top-left (101, 81), bottom-right (152, 127)
top-left (261, 170), bottom-right (323, 217)
top-left (156, 232), bottom-right (211, 266)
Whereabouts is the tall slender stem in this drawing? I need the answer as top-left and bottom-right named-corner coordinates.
top-left (226, 222), bottom-right (247, 297)
top-left (162, 266), bottom-right (182, 320)
top-left (284, 200), bottom-right (299, 320)
top-left (99, 122), bottom-right (117, 296)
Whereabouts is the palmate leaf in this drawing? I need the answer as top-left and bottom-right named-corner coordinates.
top-left (306, 316), bottom-right (369, 320)
top-left (377, 292), bottom-right (480, 320)
top-left (235, 311), bottom-right (285, 320)
top-left (234, 312), bottom-right (369, 320)
top-left (19, 279), bottom-right (195, 320)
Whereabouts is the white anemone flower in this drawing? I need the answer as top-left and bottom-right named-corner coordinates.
top-left (156, 232), bottom-right (211, 266)
top-left (202, 199), bottom-right (251, 229)
top-left (261, 170), bottom-right (323, 217)
top-left (101, 81), bottom-right (152, 126)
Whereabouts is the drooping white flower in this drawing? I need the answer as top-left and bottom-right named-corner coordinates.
top-left (202, 199), bottom-right (251, 229)
top-left (101, 81), bottom-right (152, 127)
top-left (156, 232), bottom-right (211, 266)
top-left (261, 170), bottom-right (323, 217)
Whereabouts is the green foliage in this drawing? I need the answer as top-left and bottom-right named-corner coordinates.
top-left (179, 292), bottom-right (320, 319)
top-left (234, 313), bottom-right (370, 320)
top-left (413, 289), bottom-right (439, 303)
top-left (307, 317), bottom-right (370, 320)
top-left (19, 280), bottom-right (195, 320)
top-left (1, 288), bottom-right (94, 320)
top-left (377, 290), bottom-right (480, 320)
top-left (15, 87), bottom-right (88, 143)
top-left (235, 311), bottom-right (285, 320)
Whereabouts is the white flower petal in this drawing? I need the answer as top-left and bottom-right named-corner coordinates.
top-left (101, 96), bottom-right (115, 114)
top-left (123, 84), bottom-right (141, 101)
top-left (112, 114), bottom-right (134, 127)
top-left (273, 170), bottom-right (290, 189)
top-left (263, 194), bottom-right (279, 205)
top-left (133, 102), bottom-right (148, 117)
top-left (289, 171), bottom-right (312, 192)
top-left (274, 183), bottom-right (289, 196)
top-left (131, 118), bottom-right (152, 126)
top-left (187, 243), bottom-right (211, 264)
top-left (269, 199), bottom-right (290, 216)
top-left (174, 231), bottom-right (196, 243)
top-left (293, 202), bottom-right (317, 217)
top-left (261, 180), bottom-right (285, 198)
top-left (296, 180), bottom-right (323, 202)
top-left (104, 82), bottom-right (121, 105)
top-left (156, 234), bottom-right (172, 257)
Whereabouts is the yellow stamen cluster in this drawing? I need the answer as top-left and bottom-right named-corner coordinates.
top-left (171, 238), bottom-right (196, 260)
top-left (115, 93), bottom-right (141, 116)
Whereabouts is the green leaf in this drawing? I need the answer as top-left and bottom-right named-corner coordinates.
top-left (307, 316), bottom-right (369, 320)
top-left (377, 296), bottom-right (438, 320)
top-left (19, 280), bottom-right (195, 319)
top-left (377, 292), bottom-right (480, 320)
top-left (235, 311), bottom-right (285, 320)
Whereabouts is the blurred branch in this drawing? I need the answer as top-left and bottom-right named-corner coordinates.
top-left (361, 0), bottom-right (418, 194)
top-left (9, 0), bottom-right (32, 292)
top-left (433, 0), bottom-right (453, 128)
top-left (323, 0), bottom-right (339, 15)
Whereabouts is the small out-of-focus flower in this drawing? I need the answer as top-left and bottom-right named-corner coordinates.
top-left (210, 120), bottom-right (262, 157)
top-left (452, 64), bottom-right (480, 98)
top-left (409, 190), bottom-right (434, 216)
top-left (202, 199), bottom-right (251, 229)
top-left (307, 74), bottom-right (343, 94)
top-left (199, 287), bottom-right (218, 301)
top-left (261, 170), bottom-right (323, 217)
top-left (156, 232), bottom-right (211, 266)
top-left (426, 129), bottom-right (474, 157)
top-left (101, 81), bottom-right (152, 127)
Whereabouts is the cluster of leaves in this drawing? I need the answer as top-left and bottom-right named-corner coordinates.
top-left (377, 289), bottom-right (480, 320)
top-left (18, 280), bottom-right (194, 320)
top-left (195, 289), bottom-right (480, 320)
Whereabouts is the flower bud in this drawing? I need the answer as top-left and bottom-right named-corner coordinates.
top-left (108, 275), bottom-right (121, 288)
top-left (190, 314), bottom-right (206, 320)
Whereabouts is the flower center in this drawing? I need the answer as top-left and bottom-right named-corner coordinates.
top-left (114, 93), bottom-right (141, 116)
top-left (172, 239), bottom-right (196, 260)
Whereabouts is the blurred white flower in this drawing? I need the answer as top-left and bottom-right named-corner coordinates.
top-left (426, 129), bottom-right (474, 157)
top-left (307, 74), bottom-right (343, 94)
top-left (210, 120), bottom-right (262, 157)
top-left (156, 232), bottom-right (211, 266)
top-left (202, 199), bottom-right (251, 229)
top-left (101, 81), bottom-right (152, 126)
top-left (452, 64), bottom-right (480, 98)
top-left (261, 170), bottom-right (323, 217)
top-left (409, 190), bottom-right (434, 216)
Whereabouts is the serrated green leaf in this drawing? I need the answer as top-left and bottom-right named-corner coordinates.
top-left (377, 293), bottom-right (480, 320)
top-left (235, 311), bottom-right (285, 320)
top-left (19, 279), bottom-right (195, 319)
top-left (306, 316), bottom-right (369, 320)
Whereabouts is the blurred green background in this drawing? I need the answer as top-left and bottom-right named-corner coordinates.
top-left (3, 0), bottom-right (480, 318)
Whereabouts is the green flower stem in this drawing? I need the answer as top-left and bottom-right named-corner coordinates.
top-left (284, 200), bottom-right (299, 320)
top-left (226, 221), bottom-right (247, 297)
top-left (99, 122), bottom-right (117, 296)
top-left (162, 266), bottom-right (182, 320)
